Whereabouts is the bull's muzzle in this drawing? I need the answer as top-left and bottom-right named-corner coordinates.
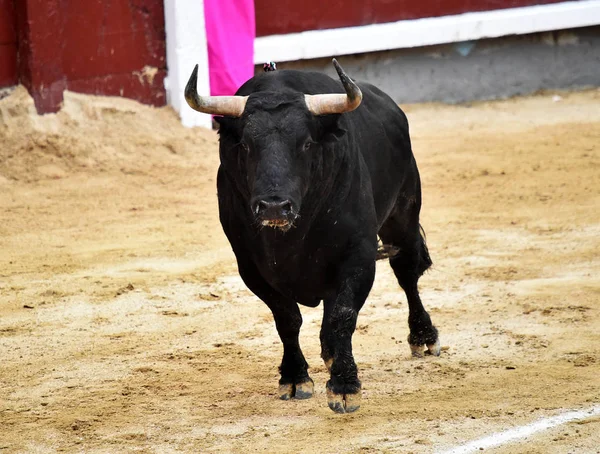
top-left (252, 197), bottom-right (298, 231)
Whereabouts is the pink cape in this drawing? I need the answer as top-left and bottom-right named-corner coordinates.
top-left (204, 0), bottom-right (256, 96)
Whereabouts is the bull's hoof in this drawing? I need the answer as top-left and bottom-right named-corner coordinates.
top-left (410, 340), bottom-right (442, 358)
top-left (409, 339), bottom-right (441, 358)
top-left (326, 388), bottom-right (361, 413)
top-left (295, 380), bottom-right (314, 399)
top-left (425, 338), bottom-right (441, 356)
top-left (279, 383), bottom-right (294, 400)
top-left (278, 378), bottom-right (314, 400)
top-left (408, 326), bottom-right (440, 358)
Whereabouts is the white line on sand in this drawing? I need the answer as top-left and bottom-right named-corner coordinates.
top-left (438, 404), bottom-right (600, 454)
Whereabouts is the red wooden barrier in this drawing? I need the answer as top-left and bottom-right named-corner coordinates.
top-left (255, 0), bottom-right (565, 36)
top-left (0, 0), bottom-right (17, 87)
top-left (9, 0), bottom-right (166, 113)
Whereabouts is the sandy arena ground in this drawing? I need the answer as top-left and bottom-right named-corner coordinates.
top-left (0, 86), bottom-right (599, 453)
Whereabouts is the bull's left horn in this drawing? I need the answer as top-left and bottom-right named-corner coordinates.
top-left (305, 59), bottom-right (362, 116)
top-left (185, 64), bottom-right (248, 117)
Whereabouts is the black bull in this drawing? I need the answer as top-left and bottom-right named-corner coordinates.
top-left (185, 60), bottom-right (440, 413)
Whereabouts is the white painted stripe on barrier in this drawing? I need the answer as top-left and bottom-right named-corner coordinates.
top-left (438, 404), bottom-right (600, 454)
top-left (164, 0), bottom-right (212, 129)
top-left (254, 0), bottom-right (600, 64)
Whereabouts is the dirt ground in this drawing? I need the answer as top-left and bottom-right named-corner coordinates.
top-left (1, 86), bottom-right (599, 453)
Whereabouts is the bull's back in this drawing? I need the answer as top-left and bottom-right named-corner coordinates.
top-left (347, 82), bottom-right (416, 227)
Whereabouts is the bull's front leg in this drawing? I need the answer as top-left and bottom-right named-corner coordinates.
top-left (268, 299), bottom-right (314, 400)
top-left (236, 259), bottom-right (313, 400)
top-left (321, 248), bottom-right (376, 413)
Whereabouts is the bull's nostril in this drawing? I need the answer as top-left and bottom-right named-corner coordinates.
top-left (254, 200), bottom-right (267, 215)
top-left (281, 202), bottom-right (292, 215)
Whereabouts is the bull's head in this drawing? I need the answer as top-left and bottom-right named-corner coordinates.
top-left (185, 59), bottom-right (362, 232)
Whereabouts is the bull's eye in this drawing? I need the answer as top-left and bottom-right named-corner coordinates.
top-left (240, 143), bottom-right (249, 152)
top-left (303, 141), bottom-right (313, 151)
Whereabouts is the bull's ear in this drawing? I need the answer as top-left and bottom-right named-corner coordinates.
top-left (323, 124), bottom-right (347, 144)
top-left (216, 116), bottom-right (241, 140)
top-left (320, 115), bottom-right (347, 143)
top-left (214, 115), bottom-right (229, 129)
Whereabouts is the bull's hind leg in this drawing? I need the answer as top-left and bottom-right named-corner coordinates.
top-left (237, 260), bottom-right (313, 400)
top-left (379, 208), bottom-right (440, 358)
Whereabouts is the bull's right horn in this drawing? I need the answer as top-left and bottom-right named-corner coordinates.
top-left (185, 64), bottom-right (248, 117)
